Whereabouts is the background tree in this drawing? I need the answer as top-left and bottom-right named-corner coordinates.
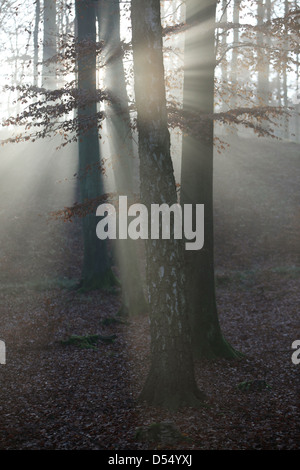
top-left (75, 0), bottom-right (115, 290)
top-left (283, 0), bottom-right (290, 137)
top-left (180, 0), bottom-right (241, 359)
top-left (221, 0), bottom-right (228, 88)
top-left (96, 0), bottom-right (147, 316)
top-left (33, 0), bottom-right (40, 87)
top-left (231, 0), bottom-right (241, 113)
top-left (42, 0), bottom-right (57, 88)
top-left (256, 0), bottom-right (270, 132)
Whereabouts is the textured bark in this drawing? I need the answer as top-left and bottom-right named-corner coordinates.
top-left (131, 0), bottom-right (205, 409)
top-left (181, 0), bottom-right (241, 359)
top-left (75, 0), bottom-right (115, 291)
top-left (42, 0), bottom-right (57, 88)
top-left (96, 0), bottom-right (147, 315)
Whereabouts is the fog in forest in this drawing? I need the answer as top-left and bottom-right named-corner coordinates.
top-left (0, 0), bottom-right (298, 451)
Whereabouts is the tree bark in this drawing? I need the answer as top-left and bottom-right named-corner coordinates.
top-left (180, 0), bottom-right (241, 359)
top-left (131, 0), bottom-right (205, 409)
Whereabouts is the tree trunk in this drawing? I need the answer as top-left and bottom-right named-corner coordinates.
top-left (221, 0), bottom-right (228, 87)
top-left (231, 0), bottom-right (240, 113)
top-left (295, 2), bottom-right (300, 143)
top-left (96, 0), bottom-right (147, 316)
top-left (131, 0), bottom-right (205, 409)
top-left (42, 0), bottom-right (57, 88)
top-left (75, 0), bottom-right (115, 291)
top-left (257, 0), bottom-right (270, 106)
top-left (283, 0), bottom-right (289, 138)
top-left (180, 0), bottom-right (241, 359)
top-left (33, 0), bottom-right (40, 87)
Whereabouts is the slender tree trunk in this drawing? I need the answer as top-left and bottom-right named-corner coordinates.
top-left (221, 0), bottom-right (228, 86)
top-left (131, 0), bottom-right (205, 409)
top-left (13, 19), bottom-right (21, 114)
top-left (231, 0), bottom-right (240, 112)
top-left (295, 98), bottom-right (299, 143)
top-left (42, 0), bottom-right (57, 88)
top-left (283, 0), bottom-right (289, 138)
top-left (33, 0), bottom-right (40, 86)
top-left (181, 0), bottom-right (241, 359)
top-left (75, 0), bottom-right (116, 291)
top-left (295, 0), bottom-right (300, 142)
top-left (257, 0), bottom-right (271, 133)
top-left (96, 0), bottom-right (147, 315)
top-left (276, 72), bottom-right (282, 106)
top-left (257, 0), bottom-right (270, 106)
top-left (265, 0), bottom-right (271, 90)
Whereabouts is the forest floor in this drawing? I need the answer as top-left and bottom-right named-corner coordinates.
top-left (0, 132), bottom-right (299, 450)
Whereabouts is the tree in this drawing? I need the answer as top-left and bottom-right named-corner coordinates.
top-left (42, 0), bottom-right (57, 88)
top-left (220, 0), bottom-right (228, 87)
top-left (257, 0), bottom-right (270, 107)
top-left (180, 0), bottom-right (241, 359)
top-left (96, 0), bottom-right (147, 315)
top-left (295, 0), bottom-right (300, 142)
top-left (33, 0), bottom-right (40, 87)
top-left (131, 0), bottom-right (205, 409)
top-left (75, 0), bottom-right (115, 290)
top-left (283, 0), bottom-right (290, 137)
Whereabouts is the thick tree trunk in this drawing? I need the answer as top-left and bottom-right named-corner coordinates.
top-left (42, 0), bottom-right (57, 88)
top-left (131, 0), bottom-right (205, 409)
top-left (75, 0), bottom-right (115, 291)
top-left (97, 0), bottom-right (147, 315)
top-left (181, 0), bottom-right (241, 359)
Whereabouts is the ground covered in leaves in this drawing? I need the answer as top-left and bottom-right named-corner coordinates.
top-left (0, 133), bottom-right (299, 450)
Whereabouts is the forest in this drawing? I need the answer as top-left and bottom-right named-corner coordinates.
top-left (0, 0), bottom-right (299, 453)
